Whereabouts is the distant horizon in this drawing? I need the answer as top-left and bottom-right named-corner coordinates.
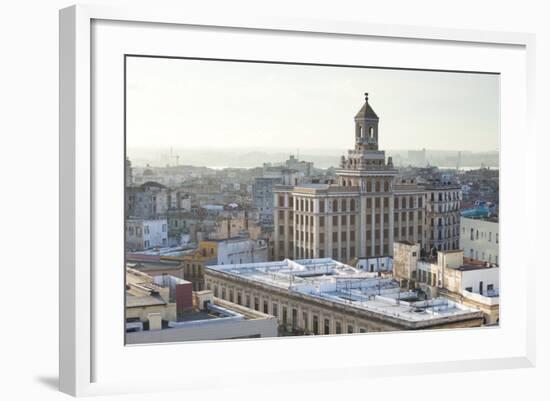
top-left (127, 145), bottom-right (500, 153)
top-left (130, 164), bottom-right (498, 171)
top-left (127, 146), bottom-right (499, 170)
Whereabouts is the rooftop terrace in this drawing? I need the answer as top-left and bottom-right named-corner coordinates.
top-left (207, 259), bottom-right (481, 324)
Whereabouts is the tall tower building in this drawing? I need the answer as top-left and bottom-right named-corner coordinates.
top-left (334, 93), bottom-right (398, 259)
top-left (273, 94), bottom-right (428, 264)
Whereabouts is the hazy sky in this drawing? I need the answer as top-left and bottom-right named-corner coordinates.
top-left (126, 57), bottom-right (499, 152)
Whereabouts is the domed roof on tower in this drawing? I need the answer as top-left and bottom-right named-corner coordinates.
top-left (355, 93), bottom-right (379, 120)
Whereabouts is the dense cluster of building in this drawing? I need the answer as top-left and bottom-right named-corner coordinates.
top-left (125, 267), bottom-right (276, 343)
top-left (125, 93), bottom-right (500, 342)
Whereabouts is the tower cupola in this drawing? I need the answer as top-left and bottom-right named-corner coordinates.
top-left (354, 93), bottom-right (379, 150)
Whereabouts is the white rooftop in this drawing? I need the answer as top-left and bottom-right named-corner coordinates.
top-left (208, 258), bottom-right (481, 324)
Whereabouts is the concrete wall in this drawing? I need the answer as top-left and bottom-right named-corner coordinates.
top-left (126, 303), bottom-right (177, 323)
top-left (217, 239), bottom-right (268, 265)
top-left (438, 250), bottom-right (463, 269)
top-left (444, 266), bottom-right (499, 295)
top-left (461, 267), bottom-right (499, 295)
top-left (357, 256), bottom-right (393, 273)
top-left (393, 242), bottom-right (420, 283)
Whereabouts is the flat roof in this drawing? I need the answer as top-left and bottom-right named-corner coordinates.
top-left (126, 294), bottom-right (166, 308)
top-left (177, 310), bottom-right (218, 323)
top-left (293, 183), bottom-right (331, 190)
top-left (439, 249), bottom-right (464, 254)
top-left (206, 259), bottom-right (481, 324)
top-left (394, 240), bottom-right (417, 246)
top-left (126, 261), bottom-right (182, 271)
top-left (457, 264), bottom-right (497, 272)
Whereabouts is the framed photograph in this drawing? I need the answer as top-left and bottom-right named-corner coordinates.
top-left (59, 4), bottom-right (536, 397)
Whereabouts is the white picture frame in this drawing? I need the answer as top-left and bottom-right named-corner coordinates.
top-left (59, 4), bottom-right (536, 397)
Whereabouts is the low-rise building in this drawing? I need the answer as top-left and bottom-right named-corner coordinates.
top-left (160, 238), bottom-right (269, 291)
top-left (126, 218), bottom-right (168, 251)
top-left (208, 216), bottom-right (261, 241)
top-left (205, 258), bottom-right (484, 335)
top-left (355, 255), bottom-right (393, 273)
top-left (169, 241), bottom-right (218, 291)
top-left (126, 268), bottom-right (277, 344)
top-left (460, 216), bottom-right (499, 265)
top-left (126, 257), bottom-right (185, 279)
top-left (216, 237), bottom-right (268, 265)
top-left (393, 242), bottom-right (499, 324)
top-left (126, 267), bottom-right (190, 328)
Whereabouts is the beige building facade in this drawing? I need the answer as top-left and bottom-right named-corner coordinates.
top-left (274, 94), bottom-right (441, 263)
top-left (460, 216), bottom-right (499, 264)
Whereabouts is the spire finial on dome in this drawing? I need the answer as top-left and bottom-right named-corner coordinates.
top-left (355, 92), bottom-right (378, 120)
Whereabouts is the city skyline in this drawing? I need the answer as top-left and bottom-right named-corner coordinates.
top-left (126, 147), bottom-right (499, 170)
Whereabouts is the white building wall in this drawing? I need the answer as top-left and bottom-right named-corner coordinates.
top-left (460, 217), bottom-right (499, 264)
top-left (126, 315), bottom-right (277, 344)
top-left (143, 219), bottom-right (168, 249)
top-left (126, 219), bottom-right (168, 251)
top-left (217, 239), bottom-right (269, 265)
top-left (459, 267), bottom-right (500, 295)
top-left (356, 256), bottom-right (393, 273)
top-left (179, 197), bottom-right (191, 211)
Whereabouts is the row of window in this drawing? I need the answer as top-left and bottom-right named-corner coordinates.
top-left (363, 179), bottom-right (390, 193)
top-left (141, 238), bottom-right (167, 249)
top-left (396, 196), bottom-right (423, 209)
top-left (467, 228), bottom-right (499, 243)
top-left (209, 282), bottom-right (370, 334)
top-left (294, 198), bottom-right (359, 213)
top-left (428, 202), bottom-right (460, 213)
top-left (416, 269), bottom-right (438, 286)
top-left (293, 223), bottom-right (424, 246)
top-left (469, 249), bottom-right (499, 264)
top-left (293, 243), bottom-right (390, 260)
top-left (184, 263), bottom-right (203, 276)
top-left (283, 194), bottom-right (434, 212)
top-left (431, 228), bottom-right (460, 240)
top-left (429, 191), bottom-right (460, 202)
top-left (285, 211), bottom-right (423, 231)
top-left (127, 224), bottom-right (167, 236)
top-left (431, 216), bottom-right (459, 227)
top-left (431, 241), bottom-right (460, 251)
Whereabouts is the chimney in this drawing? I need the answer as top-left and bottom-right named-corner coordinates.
top-left (176, 281), bottom-right (194, 317)
top-left (148, 313), bottom-right (162, 331)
